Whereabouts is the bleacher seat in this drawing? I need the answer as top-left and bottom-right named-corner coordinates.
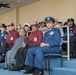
top-left (44, 45), bottom-right (63, 75)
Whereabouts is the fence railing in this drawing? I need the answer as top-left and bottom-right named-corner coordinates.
top-left (55, 26), bottom-right (70, 60)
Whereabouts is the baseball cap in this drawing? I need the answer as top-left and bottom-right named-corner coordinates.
top-left (8, 23), bottom-right (15, 27)
top-left (23, 23), bottom-right (30, 27)
top-left (67, 18), bottom-right (74, 22)
top-left (0, 24), bottom-right (7, 28)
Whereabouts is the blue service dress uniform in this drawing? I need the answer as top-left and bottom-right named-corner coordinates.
top-left (25, 28), bottom-right (61, 69)
top-left (0, 31), bottom-right (8, 44)
top-left (63, 24), bottom-right (75, 40)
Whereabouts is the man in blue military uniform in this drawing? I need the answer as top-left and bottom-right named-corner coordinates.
top-left (23, 16), bottom-right (61, 75)
top-left (62, 18), bottom-right (75, 53)
top-left (0, 24), bottom-right (8, 46)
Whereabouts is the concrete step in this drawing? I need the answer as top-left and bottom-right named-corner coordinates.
top-left (63, 59), bottom-right (76, 69)
top-left (53, 68), bottom-right (76, 75)
top-left (43, 58), bottom-right (62, 70)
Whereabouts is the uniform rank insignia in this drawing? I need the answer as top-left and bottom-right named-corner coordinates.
top-left (49, 31), bottom-right (54, 35)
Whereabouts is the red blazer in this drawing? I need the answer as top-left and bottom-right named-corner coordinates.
top-left (24, 30), bottom-right (43, 46)
top-left (6, 29), bottom-right (19, 48)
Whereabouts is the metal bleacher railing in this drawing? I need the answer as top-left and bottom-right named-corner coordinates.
top-left (55, 26), bottom-right (70, 60)
top-left (27, 25), bottom-right (70, 60)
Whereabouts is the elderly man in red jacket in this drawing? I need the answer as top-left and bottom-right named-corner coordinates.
top-left (0, 23), bottom-right (19, 62)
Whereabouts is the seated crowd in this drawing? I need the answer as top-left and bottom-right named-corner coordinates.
top-left (0, 16), bottom-right (76, 75)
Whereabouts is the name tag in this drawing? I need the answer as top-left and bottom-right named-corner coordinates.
top-left (10, 37), bottom-right (13, 40)
top-left (34, 37), bottom-right (37, 42)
